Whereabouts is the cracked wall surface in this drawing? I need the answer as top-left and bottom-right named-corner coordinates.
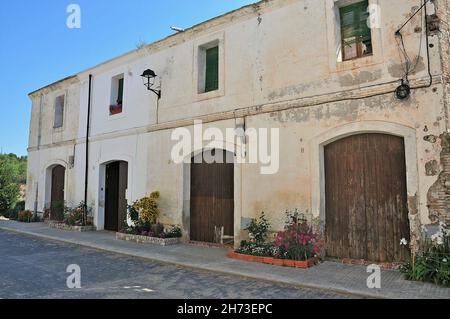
top-left (427, 133), bottom-right (450, 224)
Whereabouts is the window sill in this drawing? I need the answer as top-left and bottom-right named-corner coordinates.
top-left (335, 54), bottom-right (378, 72)
top-left (108, 104), bottom-right (125, 120)
top-left (195, 87), bottom-right (224, 102)
top-left (108, 111), bottom-right (126, 121)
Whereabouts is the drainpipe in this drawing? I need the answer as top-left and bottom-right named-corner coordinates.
top-left (83, 75), bottom-right (92, 224)
top-left (34, 94), bottom-right (43, 214)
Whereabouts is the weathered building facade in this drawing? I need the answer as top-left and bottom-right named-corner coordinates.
top-left (26, 0), bottom-right (450, 263)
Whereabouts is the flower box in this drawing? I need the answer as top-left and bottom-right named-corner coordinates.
top-left (227, 251), bottom-right (319, 269)
top-left (271, 258), bottom-right (285, 267)
top-left (109, 104), bottom-right (123, 115)
top-left (116, 232), bottom-right (181, 246)
top-left (283, 259), bottom-right (296, 267)
top-left (47, 221), bottom-right (96, 232)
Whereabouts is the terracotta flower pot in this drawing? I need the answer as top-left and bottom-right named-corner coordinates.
top-left (236, 253), bottom-right (248, 261)
top-left (226, 251), bottom-right (236, 258)
top-left (294, 260), bottom-right (309, 269)
top-left (271, 258), bottom-right (285, 267)
top-left (283, 259), bottom-right (296, 267)
top-left (249, 256), bottom-right (257, 262)
top-left (243, 255), bottom-right (254, 262)
top-left (227, 252), bottom-right (320, 269)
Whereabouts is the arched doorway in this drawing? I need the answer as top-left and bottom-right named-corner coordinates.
top-left (104, 161), bottom-right (128, 232)
top-left (190, 149), bottom-right (234, 243)
top-left (324, 133), bottom-right (410, 262)
top-left (50, 165), bottom-right (65, 221)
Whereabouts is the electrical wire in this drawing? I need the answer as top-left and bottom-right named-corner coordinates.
top-left (396, 0), bottom-right (431, 33)
top-left (395, 0), bottom-right (433, 89)
top-left (396, 1), bottom-right (425, 82)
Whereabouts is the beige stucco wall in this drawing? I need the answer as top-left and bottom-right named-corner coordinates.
top-left (26, 77), bottom-right (80, 212)
top-left (26, 0), bottom-right (449, 246)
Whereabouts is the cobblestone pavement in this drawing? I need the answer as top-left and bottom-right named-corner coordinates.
top-left (0, 230), bottom-right (352, 299)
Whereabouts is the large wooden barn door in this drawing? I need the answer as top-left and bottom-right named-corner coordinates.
top-left (325, 133), bottom-right (410, 262)
top-left (190, 150), bottom-right (234, 243)
top-left (50, 165), bottom-right (65, 220)
top-left (105, 161), bottom-right (128, 231)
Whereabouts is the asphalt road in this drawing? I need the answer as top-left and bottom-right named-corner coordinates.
top-left (0, 230), bottom-right (352, 299)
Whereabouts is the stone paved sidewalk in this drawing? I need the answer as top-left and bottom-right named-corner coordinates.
top-left (0, 220), bottom-right (449, 299)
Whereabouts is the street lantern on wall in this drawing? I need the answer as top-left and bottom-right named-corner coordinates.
top-left (395, 80), bottom-right (411, 100)
top-left (140, 69), bottom-right (161, 99)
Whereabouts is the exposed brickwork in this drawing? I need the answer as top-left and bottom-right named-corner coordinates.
top-left (434, 0), bottom-right (450, 124)
top-left (427, 133), bottom-right (450, 224)
top-left (426, 1), bottom-right (450, 224)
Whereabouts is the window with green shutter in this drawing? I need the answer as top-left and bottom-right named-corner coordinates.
top-left (117, 77), bottom-right (124, 104)
top-left (205, 46), bottom-right (219, 92)
top-left (110, 75), bottom-right (124, 116)
top-left (340, 0), bottom-right (372, 61)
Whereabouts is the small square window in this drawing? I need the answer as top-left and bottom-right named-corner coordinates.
top-left (54, 95), bottom-right (65, 129)
top-left (339, 0), bottom-right (372, 61)
top-left (110, 75), bottom-right (124, 116)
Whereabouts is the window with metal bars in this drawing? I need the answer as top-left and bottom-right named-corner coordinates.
top-left (340, 0), bottom-right (372, 61)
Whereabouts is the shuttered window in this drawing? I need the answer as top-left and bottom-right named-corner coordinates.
top-left (340, 0), bottom-right (372, 61)
top-left (117, 78), bottom-right (124, 104)
top-left (54, 95), bottom-right (64, 129)
top-left (205, 46), bottom-right (219, 92)
top-left (110, 75), bottom-right (124, 115)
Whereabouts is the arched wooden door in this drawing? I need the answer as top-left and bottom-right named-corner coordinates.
top-left (324, 133), bottom-right (410, 262)
top-left (50, 165), bottom-right (65, 221)
top-left (190, 150), bottom-right (234, 243)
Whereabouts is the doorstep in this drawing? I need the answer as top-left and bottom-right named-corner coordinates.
top-left (0, 220), bottom-right (449, 299)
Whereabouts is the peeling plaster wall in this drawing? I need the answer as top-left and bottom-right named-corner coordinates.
top-left (241, 86), bottom-right (444, 233)
top-left (425, 0), bottom-right (450, 225)
top-left (72, 0), bottom-right (443, 133)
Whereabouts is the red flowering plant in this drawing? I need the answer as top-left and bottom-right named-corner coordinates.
top-left (274, 210), bottom-right (323, 261)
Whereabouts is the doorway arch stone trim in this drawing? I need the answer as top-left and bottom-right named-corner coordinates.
top-left (310, 121), bottom-right (419, 229)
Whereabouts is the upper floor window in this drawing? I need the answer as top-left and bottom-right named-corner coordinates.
top-left (53, 94), bottom-right (65, 129)
top-left (339, 0), bottom-right (372, 61)
top-left (198, 42), bottom-right (219, 94)
top-left (205, 46), bottom-right (219, 92)
top-left (110, 74), bottom-right (124, 116)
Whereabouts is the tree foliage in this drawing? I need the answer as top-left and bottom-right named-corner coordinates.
top-left (0, 154), bottom-right (27, 212)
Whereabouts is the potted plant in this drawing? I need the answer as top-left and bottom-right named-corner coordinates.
top-left (109, 103), bottom-right (123, 115)
top-left (229, 210), bottom-right (323, 269)
top-left (117, 192), bottom-right (182, 246)
top-left (274, 210), bottom-right (323, 268)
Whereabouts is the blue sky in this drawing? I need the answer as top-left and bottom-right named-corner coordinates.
top-left (0, 0), bottom-right (255, 156)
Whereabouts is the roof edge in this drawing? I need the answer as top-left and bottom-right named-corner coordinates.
top-left (28, 75), bottom-right (78, 97)
top-left (29, 0), bottom-right (271, 94)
